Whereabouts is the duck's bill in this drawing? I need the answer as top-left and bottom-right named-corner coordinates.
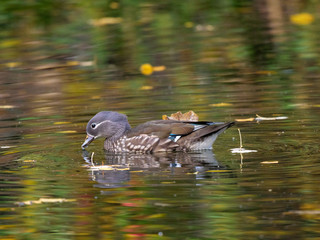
top-left (81, 135), bottom-right (95, 149)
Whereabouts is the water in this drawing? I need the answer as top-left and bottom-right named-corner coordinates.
top-left (1, 1), bottom-right (320, 239)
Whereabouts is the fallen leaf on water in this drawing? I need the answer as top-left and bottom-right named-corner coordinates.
top-left (57, 130), bottom-right (77, 134)
top-left (23, 160), bottom-right (36, 163)
top-left (230, 148), bottom-right (257, 153)
top-left (145, 213), bottom-right (166, 219)
top-left (79, 61), bottom-right (94, 67)
top-left (255, 114), bottom-right (288, 121)
top-left (140, 85), bottom-right (153, 90)
top-left (54, 122), bottom-right (71, 125)
top-left (284, 210), bottom-right (320, 215)
top-left (209, 103), bottom-right (233, 107)
top-left (153, 65), bottom-right (166, 72)
top-left (290, 13), bottom-right (314, 25)
top-left (15, 198), bottom-right (75, 206)
top-left (235, 118), bottom-right (255, 122)
top-left (89, 17), bottom-right (122, 26)
top-left (0, 105), bottom-right (16, 109)
top-left (187, 172), bottom-right (198, 175)
top-left (1, 146), bottom-right (15, 149)
top-left (261, 161), bottom-right (278, 164)
top-left (5, 62), bottom-right (21, 68)
top-left (89, 165), bottom-right (129, 171)
top-left (140, 63), bottom-right (153, 75)
top-left (162, 111), bottom-right (199, 121)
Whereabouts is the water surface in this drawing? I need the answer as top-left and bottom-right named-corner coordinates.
top-left (1, 1), bottom-right (320, 239)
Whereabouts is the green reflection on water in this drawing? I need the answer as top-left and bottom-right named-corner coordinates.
top-left (1, 0), bottom-right (320, 239)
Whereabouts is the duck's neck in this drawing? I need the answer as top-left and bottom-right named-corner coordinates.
top-left (109, 122), bottom-right (131, 142)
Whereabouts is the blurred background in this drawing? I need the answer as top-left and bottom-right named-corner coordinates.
top-left (1, 1), bottom-right (320, 239)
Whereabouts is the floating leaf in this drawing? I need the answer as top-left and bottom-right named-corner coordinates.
top-left (209, 103), bottom-right (233, 107)
top-left (235, 118), bottom-right (255, 122)
top-left (162, 111), bottom-right (199, 121)
top-left (230, 148), bottom-right (257, 153)
top-left (153, 65), bottom-right (166, 72)
top-left (0, 105), bottom-right (16, 109)
top-left (54, 121), bottom-right (70, 125)
top-left (23, 160), bottom-right (36, 163)
top-left (57, 130), bottom-right (77, 134)
top-left (15, 198), bottom-right (75, 206)
top-left (89, 165), bottom-right (129, 171)
top-left (140, 63), bottom-right (153, 75)
top-left (284, 210), bottom-right (320, 215)
top-left (1, 146), bottom-right (15, 149)
top-left (187, 172), bottom-right (198, 175)
top-left (89, 17), bottom-right (122, 26)
top-left (79, 61), bottom-right (94, 67)
top-left (255, 114), bottom-right (288, 121)
top-left (290, 13), bottom-right (314, 25)
top-left (140, 85), bottom-right (153, 90)
top-left (261, 161), bottom-right (278, 164)
top-left (5, 62), bottom-right (21, 68)
top-left (145, 213), bottom-right (166, 219)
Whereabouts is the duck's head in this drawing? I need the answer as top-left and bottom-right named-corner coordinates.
top-left (81, 111), bottom-right (131, 149)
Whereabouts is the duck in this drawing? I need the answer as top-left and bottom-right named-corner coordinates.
top-left (81, 111), bottom-right (234, 153)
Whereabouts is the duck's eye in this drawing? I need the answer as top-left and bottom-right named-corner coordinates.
top-left (91, 123), bottom-right (96, 129)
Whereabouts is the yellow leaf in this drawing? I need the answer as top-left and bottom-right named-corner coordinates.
top-left (209, 103), bottom-right (232, 107)
top-left (235, 118), bottom-right (255, 122)
top-left (140, 63), bottom-right (153, 75)
top-left (290, 13), bottom-right (314, 25)
top-left (153, 65), bottom-right (166, 72)
top-left (57, 130), bottom-right (77, 134)
top-left (261, 161), bottom-right (278, 164)
top-left (89, 17), bottom-right (122, 26)
top-left (23, 160), bottom-right (36, 163)
top-left (0, 105), bottom-right (16, 109)
top-left (53, 122), bottom-right (71, 125)
top-left (163, 111), bottom-right (199, 121)
top-left (15, 198), bottom-right (75, 206)
top-left (5, 62), bottom-right (21, 68)
top-left (140, 85), bottom-right (153, 90)
top-left (145, 213), bottom-right (166, 219)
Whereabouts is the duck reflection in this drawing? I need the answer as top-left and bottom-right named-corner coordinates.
top-left (82, 150), bottom-right (232, 188)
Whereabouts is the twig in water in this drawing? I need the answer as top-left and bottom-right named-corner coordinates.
top-left (238, 128), bottom-right (243, 149)
top-left (91, 152), bottom-right (95, 166)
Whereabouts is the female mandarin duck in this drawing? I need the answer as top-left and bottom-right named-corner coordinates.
top-left (81, 111), bottom-right (234, 153)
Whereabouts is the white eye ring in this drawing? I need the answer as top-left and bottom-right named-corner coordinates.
top-left (91, 123), bottom-right (97, 129)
